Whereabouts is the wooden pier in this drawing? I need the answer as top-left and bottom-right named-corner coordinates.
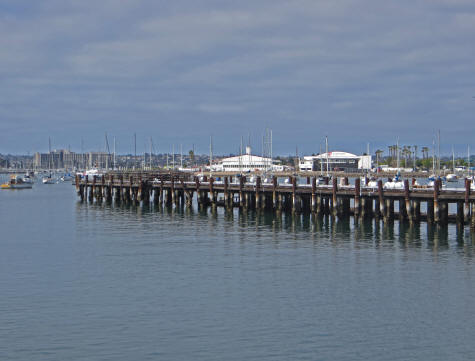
top-left (75, 172), bottom-right (475, 228)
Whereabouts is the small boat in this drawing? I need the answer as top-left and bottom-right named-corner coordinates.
top-left (22, 174), bottom-right (34, 184)
top-left (60, 174), bottom-right (73, 182)
top-left (383, 172), bottom-right (404, 189)
top-left (42, 175), bottom-right (55, 184)
top-left (383, 180), bottom-right (404, 190)
top-left (367, 179), bottom-right (379, 188)
top-left (446, 173), bottom-right (458, 182)
top-left (1, 175), bottom-right (33, 189)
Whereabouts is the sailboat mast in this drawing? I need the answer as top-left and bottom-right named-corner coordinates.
top-left (209, 136), bottom-right (213, 176)
top-left (150, 137), bottom-right (153, 170)
top-left (468, 145), bottom-right (471, 177)
top-left (437, 130), bottom-right (441, 176)
top-left (320, 143), bottom-right (323, 176)
top-left (396, 137), bottom-right (400, 170)
top-left (240, 136), bottom-right (243, 174)
top-left (172, 144), bottom-right (175, 170)
top-left (452, 146), bottom-right (455, 173)
top-left (180, 144), bottom-right (183, 169)
top-left (270, 129), bottom-right (273, 172)
top-left (48, 137), bottom-right (52, 170)
top-left (325, 136), bottom-right (329, 176)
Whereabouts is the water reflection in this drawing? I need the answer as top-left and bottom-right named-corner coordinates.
top-left (75, 200), bottom-right (475, 252)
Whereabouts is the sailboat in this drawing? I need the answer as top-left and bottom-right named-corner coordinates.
top-left (446, 146), bottom-right (458, 182)
top-left (42, 173), bottom-right (55, 184)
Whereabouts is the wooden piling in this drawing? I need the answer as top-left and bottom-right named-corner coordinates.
top-left (404, 180), bottom-right (413, 222)
top-left (465, 179), bottom-right (471, 223)
top-left (354, 177), bottom-right (361, 218)
top-left (332, 177), bottom-right (338, 217)
top-left (434, 178), bottom-right (440, 223)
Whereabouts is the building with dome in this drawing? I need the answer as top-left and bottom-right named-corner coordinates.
top-left (299, 151), bottom-right (372, 172)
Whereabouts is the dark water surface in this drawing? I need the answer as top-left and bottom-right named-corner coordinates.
top-left (1, 182), bottom-right (475, 360)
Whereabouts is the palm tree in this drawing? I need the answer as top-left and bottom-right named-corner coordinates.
top-left (375, 149), bottom-right (383, 168)
top-left (421, 146), bottom-right (429, 160)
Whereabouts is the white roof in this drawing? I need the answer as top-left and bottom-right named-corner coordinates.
top-left (220, 154), bottom-right (272, 163)
top-left (304, 151), bottom-right (359, 160)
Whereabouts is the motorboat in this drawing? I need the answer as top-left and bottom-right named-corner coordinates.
top-left (1, 175), bottom-right (33, 189)
top-left (42, 174), bottom-right (55, 184)
top-left (383, 173), bottom-right (404, 189)
top-left (367, 179), bottom-right (379, 188)
top-left (446, 173), bottom-right (458, 182)
top-left (383, 180), bottom-right (404, 190)
top-left (22, 173), bottom-right (34, 184)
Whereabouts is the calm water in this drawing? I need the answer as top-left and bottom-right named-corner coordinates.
top-left (1, 180), bottom-right (475, 360)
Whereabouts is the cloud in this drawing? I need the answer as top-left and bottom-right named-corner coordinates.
top-left (0, 0), bottom-right (474, 155)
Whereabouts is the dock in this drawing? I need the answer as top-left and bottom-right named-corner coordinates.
top-left (75, 172), bottom-right (475, 228)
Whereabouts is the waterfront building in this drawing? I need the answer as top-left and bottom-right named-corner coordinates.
top-left (211, 146), bottom-right (284, 172)
top-left (299, 151), bottom-right (372, 172)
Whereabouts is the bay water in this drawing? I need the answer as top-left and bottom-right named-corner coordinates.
top-left (1, 180), bottom-right (475, 360)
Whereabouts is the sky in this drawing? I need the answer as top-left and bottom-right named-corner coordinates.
top-left (0, 0), bottom-right (474, 156)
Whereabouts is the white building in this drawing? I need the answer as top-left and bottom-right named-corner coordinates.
top-left (299, 151), bottom-right (372, 172)
top-left (211, 146), bottom-right (283, 172)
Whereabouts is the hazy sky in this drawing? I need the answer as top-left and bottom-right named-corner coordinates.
top-left (1, 0), bottom-right (474, 156)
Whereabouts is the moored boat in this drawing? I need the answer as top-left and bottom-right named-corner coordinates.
top-left (1, 175), bottom-right (33, 189)
top-left (42, 175), bottom-right (55, 184)
top-left (446, 173), bottom-right (458, 182)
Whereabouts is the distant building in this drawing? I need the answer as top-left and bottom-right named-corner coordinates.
top-left (33, 149), bottom-right (112, 169)
top-left (211, 146), bottom-right (283, 172)
top-left (299, 151), bottom-right (372, 172)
